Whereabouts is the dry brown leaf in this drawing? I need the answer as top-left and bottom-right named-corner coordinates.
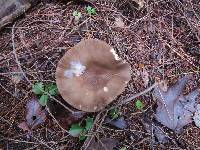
top-left (85, 137), bottom-right (118, 150)
top-left (193, 104), bottom-right (200, 127)
top-left (18, 99), bottom-right (46, 132)
top-left (154, 76), bottom-right (199, 132)
top-left (18, 122), bottom-right (31, 132)
top-left (115, 17), bottom-right (124, 28)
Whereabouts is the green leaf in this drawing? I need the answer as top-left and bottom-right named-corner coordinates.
top-left (119, 147), bottom-right (127, 150)
top-left (46, 84), bottom-right (58, 96)
top-left (32, 82), bottom-right (44, 95)
top-left (77, 12), bottom-right (82, 18)
top-left (86, 6), bottom-right (96, 15)
top-left (135, 100), bottom-right (143, 110)
top-left (79, 130), bottom-right (87, 141)
top-left (73, 11), bottom-right (78, 16)
top-left (86, 6), bottom-right (92, 12)
top-left (90, 8), bottom-right (96, 14)
top-left (85, 117), bottom-right (93, 131)
top-left (109, 108), bottom-right (120, 119)
top-left (79, 129), bottom-right (87, 141)
top-left (79, 135), bottom-right (87, 141)
top-left (69, 124), bottom-right (83, 137)
top-left (39, 95), bottom-right (48, 106)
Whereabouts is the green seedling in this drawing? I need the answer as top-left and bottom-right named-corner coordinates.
top-left (69, 117), bottom-right (94, 141)
top-left (73, 11), bottom-right (82, 21)
top-left (119, 147), bottom-right (127, 150)
top-left (86, 6), bottom-right (96, 15)
top-left (135, 99), bottom-right (143, 110)
top-left (32, 82), bottom-right (58, 106)
top-left (69, 124), bottom-right (83, 137)
top-left (108, 108), bottom-right (120, 119)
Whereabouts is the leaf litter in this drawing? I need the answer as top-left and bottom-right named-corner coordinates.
top-left (153, 76), bottom-right (200, 132)
top-left (18, 98), bottom-right (47, 133)
top-left (0, 0), bottom-right (200, 149)
top-left (85, 137), bottom-right (118, 150)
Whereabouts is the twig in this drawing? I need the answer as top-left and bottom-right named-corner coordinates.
top-left (118, 82), bottom-right (159, 106)
top-left (12, 22), bottom-right (75, 113)
top-left (12, 23), bottom-right (32, 85)
top-left (31, 136), bottom-right (54, 150)
top-left (81, 111), bottom-right (108, 150)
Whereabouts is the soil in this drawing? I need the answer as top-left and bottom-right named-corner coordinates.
top-left (0, 0), bottom-right (199, 149)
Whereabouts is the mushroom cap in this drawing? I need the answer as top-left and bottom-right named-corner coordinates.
top-left (56, 39), bottom-right (131, 112)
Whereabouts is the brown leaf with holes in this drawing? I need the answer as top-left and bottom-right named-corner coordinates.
top-left (18, 99), bottom-right (46, 132)
top-left (153, 76), bottom-right (199, 132)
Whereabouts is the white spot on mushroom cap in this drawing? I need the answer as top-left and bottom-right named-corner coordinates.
top-left (103, 87), bottom-right (109, 92)
top-left (64, 60), bottom-right (86, 78)
top-left (94, 106), bottom-right (97, 111)
top-left (110, 48), bottom-right (121, 60)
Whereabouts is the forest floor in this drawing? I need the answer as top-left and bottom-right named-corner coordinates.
top-left (0, 0), bottom-right (200, 149)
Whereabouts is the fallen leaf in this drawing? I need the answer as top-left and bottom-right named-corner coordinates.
top-left (26, 99), bottom-right (46, 128)
top-left (141, 117), bottom-right (169, 144)
top-left (193, 104), bottom-right (200, 127)
top-left (85, 137), bottom-right (118, 150)
top-left (153, 76), bottom-right (199, 132)
top-left (18, 122), bottom-right (31, 132)
top-left (115, 17), bottom-right (124, 28)
top-left (104, 117), bottom-right (127, 129)
top-left (154, 127), bottom-right (169, 143)
top-left (18, 99), bottom-right (46, 132)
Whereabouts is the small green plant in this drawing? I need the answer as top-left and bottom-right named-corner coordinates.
top-left (69, 117), bottom-right (94, 141)
top-left (73, 11), bottom-right (82, 21)
top-left (32, 82), bottom-right (58, 106)
top-left (135, 99), bottom-right (143, 110)
top-left (108, 108), bottom-right (120, 119)
top-left (86, 6), bottom-right (96, 15)
top-left (119, 147), bottom-right (127, 150)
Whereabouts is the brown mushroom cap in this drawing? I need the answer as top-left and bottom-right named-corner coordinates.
top-left (56, 39), bottom-right (131, 112)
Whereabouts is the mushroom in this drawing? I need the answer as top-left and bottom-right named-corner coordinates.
top-left (56, 39), bottom-right (131, 112)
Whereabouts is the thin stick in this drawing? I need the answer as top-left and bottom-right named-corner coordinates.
top-left (12, 23), bottom-right (32, 85)
top-left (120, 82), bottom-right (159, 105)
